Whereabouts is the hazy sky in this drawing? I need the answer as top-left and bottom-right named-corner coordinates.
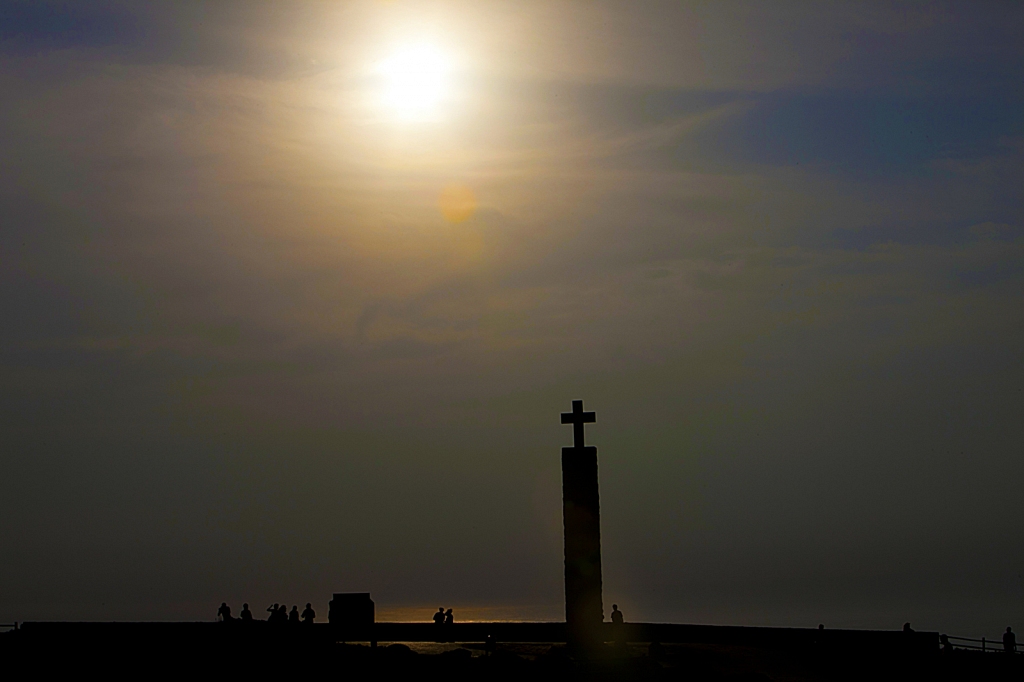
top-left (1, 1), bottom-right (1023, 633)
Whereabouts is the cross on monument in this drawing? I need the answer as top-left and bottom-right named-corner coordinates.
top-left (559, 398), bottom-right (604, 648)
top-left (561, 399), bottom-right (596, 449)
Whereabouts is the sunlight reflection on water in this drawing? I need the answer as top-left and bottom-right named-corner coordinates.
top-left (377, 642), bottom-right (560, 659)
top-left (375, 604), bottom-right (562, 624)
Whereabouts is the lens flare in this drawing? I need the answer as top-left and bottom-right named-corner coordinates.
top-left (439, 183), bottom-right (476, 223)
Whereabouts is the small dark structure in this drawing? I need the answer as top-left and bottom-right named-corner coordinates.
top-left (329, 593), bottom-right (375, 628)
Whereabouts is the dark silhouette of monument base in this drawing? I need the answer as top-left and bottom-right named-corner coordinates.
top-left (561, 399), bottom-right (603, 648)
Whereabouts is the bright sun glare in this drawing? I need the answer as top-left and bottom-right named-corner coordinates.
top-left (375, 44), bottom-right (452, 121)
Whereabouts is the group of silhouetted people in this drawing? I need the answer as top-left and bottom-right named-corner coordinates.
top-left (433, 607), bottom-right (455, 642)
top-left (433, 607), bottom-right (454, 626)
top-left (217, 602), bottom-right (316, 625)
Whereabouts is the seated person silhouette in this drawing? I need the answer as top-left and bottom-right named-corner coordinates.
top-left (289, 605), bottom-right (300, 624)
top-left (302, 603), bottom-right (316, 624)
top-left (1005, 627), bottom-right (1017, 653)
top-left (940, 634), bottom-right (953, 653)
top-left (217, 602), bottom-right (232, 622)
top-left (240, 603), bottom-right (253, 621)
top-left (611, 604), bottom-right (624, 625)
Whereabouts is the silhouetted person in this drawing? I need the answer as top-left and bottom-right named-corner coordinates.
top-left (218, 602), bottom-right (232, 621)
top-left (903, 622), bottom-right (913, 632)
top-left (268, 603), bottom-right (288, 624)
top-left (444, 608), bottom-right (454, 625)
top-left (940, 634), bottom-right (953, 654)
top-left (289, 605), bottom-right (300, 624)
top-left (1005, 627), bottom-right (1016, 653)
top-left (433, 606), bottom-right (445, 642)
top-left (610, 604), bottom-right (625, 644)
top-left (302, 603), bottom-right (315, 624)
top-left (240, 603), bottom-right (253, 621)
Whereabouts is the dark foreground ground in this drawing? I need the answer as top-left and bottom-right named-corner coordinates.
top-left (2, 625), bottom-right (1020, 680)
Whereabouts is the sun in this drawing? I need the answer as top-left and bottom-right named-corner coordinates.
top-left (375, 44), bottom-right (452, 121)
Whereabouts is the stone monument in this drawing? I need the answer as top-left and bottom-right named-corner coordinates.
top-left (560, 399), bottom-right (604, 647)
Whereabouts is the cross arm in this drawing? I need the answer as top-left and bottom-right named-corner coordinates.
top-left (562, 399), bottom-right (596, 425)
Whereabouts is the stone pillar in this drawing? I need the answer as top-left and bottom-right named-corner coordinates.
top-left (562, 443), bottom-right (604, 647)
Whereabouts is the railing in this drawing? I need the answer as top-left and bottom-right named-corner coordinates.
top-left (0, 623), bottom-right (17, 632)
top-left (945, 634), bottom-right (1021, 654)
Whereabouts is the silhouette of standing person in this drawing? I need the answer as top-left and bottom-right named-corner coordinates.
top-left (217, 602), bottom-right (232, 622)
top-left (444, 608), bottom-right (454, 643)
top-left (610, 604), bottom-right (624, 644)
top-left (433, 607), bottom-right (446, 643)
top-left (302, 603), bottom-right (315, 624)
top-left (278, 604), bottom-right (288, 624)
top-left (289, 605), bottom-right (300, 625)
top-left (240, 603), bottom-right (253, 622)
top-left (268, 603), bottom-right (279, 622)
top-left (1004, 627), bottom-right (1017, 653)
